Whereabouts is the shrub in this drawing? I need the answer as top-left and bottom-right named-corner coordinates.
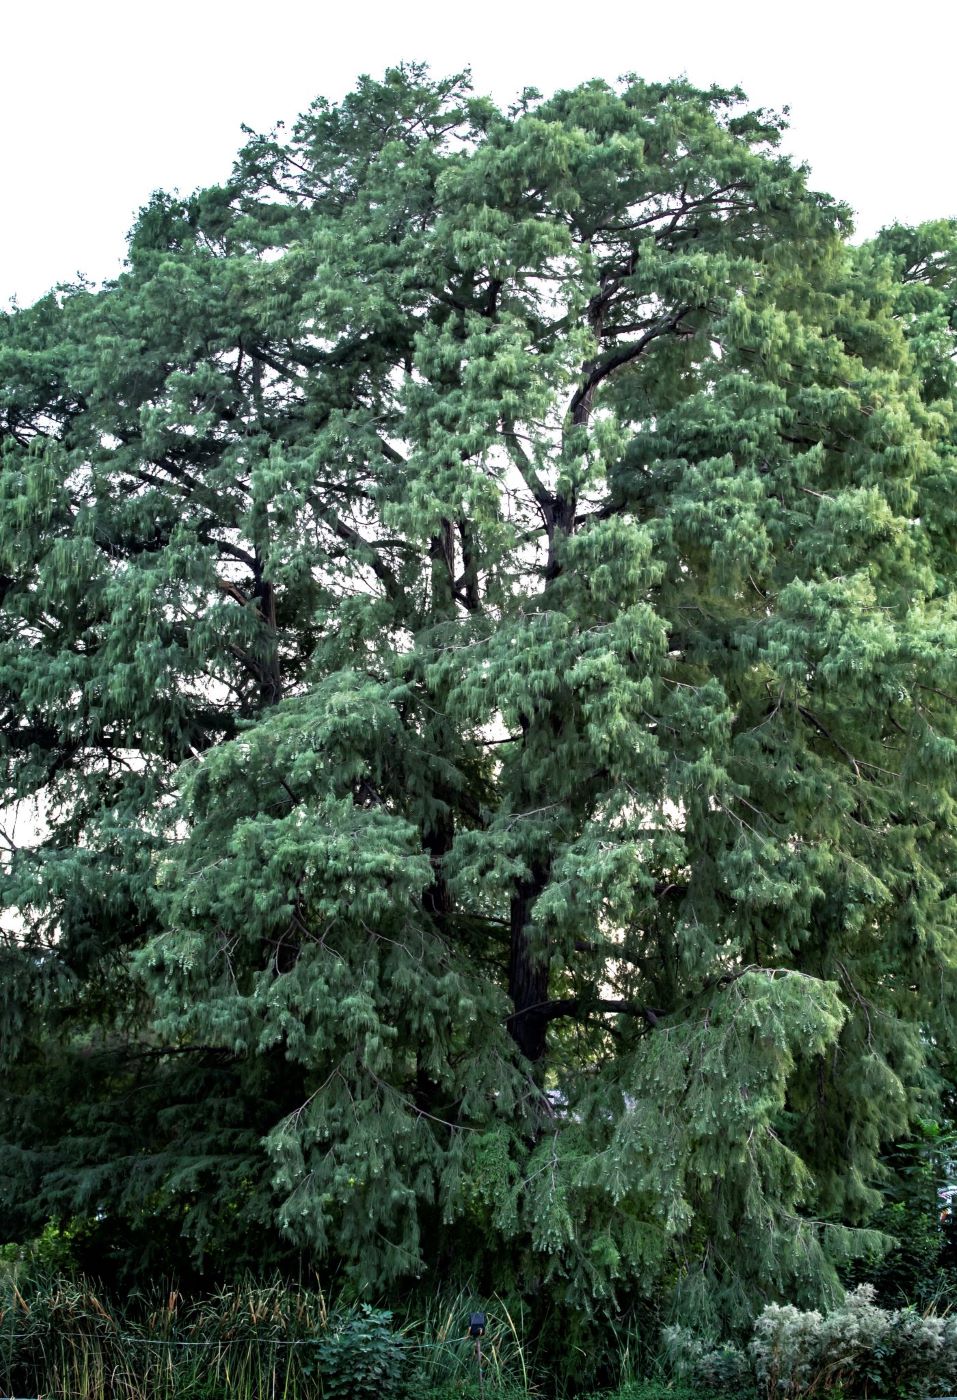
top-left (750, 1283), bottom-right (957, 1399)
top-left (662, 1323), bottom-right (752, 1395)
top-left (317, 1305), bottom-right (407, 1400)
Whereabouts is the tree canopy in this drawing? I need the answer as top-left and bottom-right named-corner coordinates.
top-left (1, 64), bottom-right (956, 1322)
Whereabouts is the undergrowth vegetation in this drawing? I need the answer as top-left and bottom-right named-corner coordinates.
top-left (0, 1272), bottom-right (538, 1400)
top-left (2, 1269), bottom-right (956, 1399)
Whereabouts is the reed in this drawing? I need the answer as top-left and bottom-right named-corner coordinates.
top-left (0, 1270), bottom-right (541, 1399)
top-left (0, 1267), bottom-right (670, 1397)
top-left (0, 1272), bottom-right (334, 1400)
top-left (398, 1284), bottom-right (533, 1394)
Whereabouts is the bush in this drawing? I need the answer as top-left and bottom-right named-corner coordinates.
top-left (316, 1305), bottom-right (407, 1400)
top-left (662, 1324), bottom-right (752, 1396)
top-left (750, 1283), bottom-right (957, 1399)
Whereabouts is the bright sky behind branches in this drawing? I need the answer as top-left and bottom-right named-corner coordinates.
top-left (2, 0), bottom-right (955, 307)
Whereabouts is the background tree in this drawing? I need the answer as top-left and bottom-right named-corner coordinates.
top-left (1, 65), bottom-right (956, 1322)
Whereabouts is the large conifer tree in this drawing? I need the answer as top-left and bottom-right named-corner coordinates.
top-left (2, 66), bottom-right (956, 1317)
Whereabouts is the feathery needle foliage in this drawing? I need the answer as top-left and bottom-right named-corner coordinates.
top-left (1, 64), bottom-right (957, 1325)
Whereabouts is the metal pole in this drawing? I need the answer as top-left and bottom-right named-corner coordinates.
top-left (475, 1335), bottom-right (486, 1399)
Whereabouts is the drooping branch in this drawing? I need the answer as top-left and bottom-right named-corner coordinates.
top-left (508, 997), bottom-right (664, 1029)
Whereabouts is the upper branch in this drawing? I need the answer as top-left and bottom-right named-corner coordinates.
top-left (567, 306), bottom-right (692, 427)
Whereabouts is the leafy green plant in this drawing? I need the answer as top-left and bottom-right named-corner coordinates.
top-left (845, 1120), bottom-right (957, 1308)
top-left (317, 1305), bottom-right (406, 1400)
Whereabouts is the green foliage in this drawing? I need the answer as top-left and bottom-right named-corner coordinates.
top-left (0, 1271), bottom-right (408, 1400)
top-left (579, 1384), bottom-right (742, 1400)
top-left (750, 1284), bottom-right (957, 1399)
top-left (413, 1387), bottom-right (528, 1400)
top-left (0, 1218), bottom-right (79, 1271)
top-left (666, 1285), bottom-right (957, 1399)
top-left (10, 1268), bottom-right (957, 1400)
top-left (316, 1305), bottom-right (406, 1400)
top-left (401, 1288), bottom-right (532, 1396)
top-left (2, 61), bottom-right (957, 1326)
top-left (843, 1120), bottom-right (957, 1307)
top-left (663, 1324), bottom-right (752, 1394)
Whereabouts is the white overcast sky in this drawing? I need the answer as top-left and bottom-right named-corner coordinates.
top-left (2, 0), bottom-right (955, 308)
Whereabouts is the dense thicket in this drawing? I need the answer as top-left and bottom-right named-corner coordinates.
top-left (1, 65), bottom-right (956, 1323)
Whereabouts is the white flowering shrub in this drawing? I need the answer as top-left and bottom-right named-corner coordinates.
top-left (749, 1284), bottom-right (957, 1398)
top-left (662, 1323), bottom-right (752, 1394)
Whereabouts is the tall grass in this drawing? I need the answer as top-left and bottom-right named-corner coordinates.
top-left (395, 1282), bottom-right (654, 1396)
top-left (400, 1285), bottom-right (531, 1394)
top-left (0, 1270), bottom-right (539, 1399)
top-left (1, 1273), bottom-right (333, 1400)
